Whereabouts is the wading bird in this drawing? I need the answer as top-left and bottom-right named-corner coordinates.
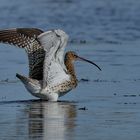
top-left (0, 28), bottom-right (101, 101)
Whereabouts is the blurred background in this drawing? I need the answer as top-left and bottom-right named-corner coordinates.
top-left (1, 0), bottom-right (140, 44)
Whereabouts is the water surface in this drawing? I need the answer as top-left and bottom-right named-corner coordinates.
top-left (0, 0), bottom-right (140, 140)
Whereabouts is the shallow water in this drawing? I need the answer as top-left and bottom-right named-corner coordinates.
top-left (0, 0), bottom-right (140, 140)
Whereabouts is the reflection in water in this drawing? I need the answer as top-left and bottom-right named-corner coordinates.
top-left (23, 101), bottom-right (76, 140)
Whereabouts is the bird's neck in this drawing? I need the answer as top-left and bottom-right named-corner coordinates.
top-left (64, 57), bottom-right (77, 84)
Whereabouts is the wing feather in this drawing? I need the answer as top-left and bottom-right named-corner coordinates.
top-left (0, 28), bottom-right (44, 80)
top-left (37, 29), bottom-right (70, 87)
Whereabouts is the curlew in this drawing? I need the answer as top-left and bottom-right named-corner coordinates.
top-left (0, 28), bottom-right (101, 101)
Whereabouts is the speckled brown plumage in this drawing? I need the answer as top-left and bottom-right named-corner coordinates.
top-left (64, 51), bottom-right (78, 88)
top-left (0, 28), bottom-right (44, 80)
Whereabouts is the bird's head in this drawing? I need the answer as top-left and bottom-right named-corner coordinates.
top-left (65, 51), bottom-right (78, 60)
top-left (65, 51), bottom-right (101, 71)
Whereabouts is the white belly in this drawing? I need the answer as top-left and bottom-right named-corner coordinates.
top-left (24, 79), bottom-right (73, 101)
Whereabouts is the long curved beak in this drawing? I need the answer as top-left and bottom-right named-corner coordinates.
top-left (76, 56), bottom-right (101, 71)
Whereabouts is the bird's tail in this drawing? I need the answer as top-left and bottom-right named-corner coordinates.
top-left (16, 73), bottom-right (30, 84)
top-left (16, 73), bottom-right (41, 94)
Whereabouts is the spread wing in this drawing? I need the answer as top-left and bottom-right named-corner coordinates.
top-left (0, 28), bottom-right (45, 80)
top-left (37, 29), bottom-right (70, 88)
